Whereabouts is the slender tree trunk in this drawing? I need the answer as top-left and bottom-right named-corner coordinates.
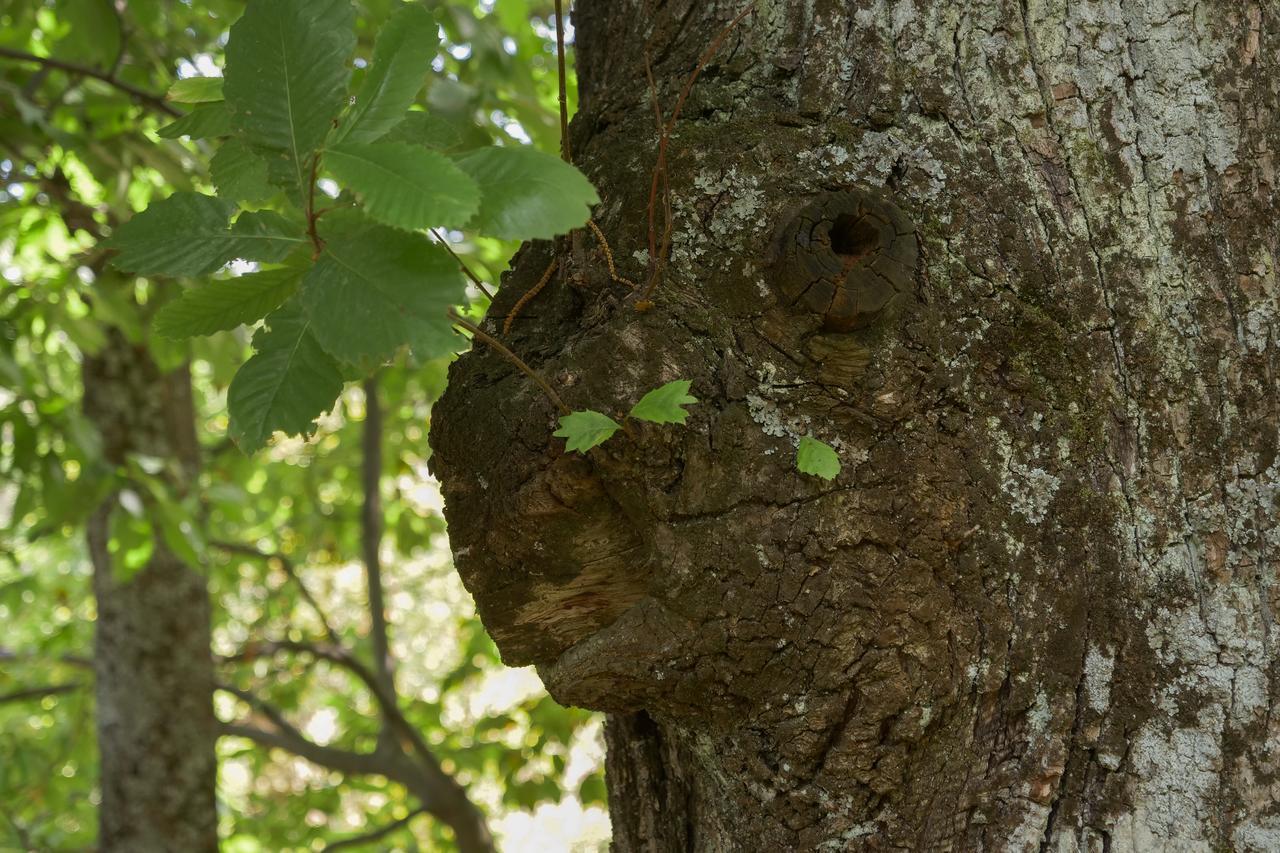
top-left (433, 0), bottom-right (1279, 848)
top-left (83, 331), bottom-right (217, 851)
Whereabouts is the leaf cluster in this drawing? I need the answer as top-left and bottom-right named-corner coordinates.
top-left (0, 0), bottom-right (609, 848)
top-left (553, 380), bottom-right (700, 452)
top-left (106, 0), bottom-right (599, 453)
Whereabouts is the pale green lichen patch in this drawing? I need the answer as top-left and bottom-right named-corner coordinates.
top-left (691, 166), bottom-right (766, 241)
top-left (986, 416), bottom-right (1062, 525)
top-left (1084, 645), bottom-right (1115, 713)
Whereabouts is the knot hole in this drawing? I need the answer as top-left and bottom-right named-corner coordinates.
top-left (829, 213), bottom-right (880, 263)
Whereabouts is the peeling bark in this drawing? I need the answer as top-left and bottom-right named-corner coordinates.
top-left (83, 331), bottom-right (217, 851)
top-left (432, 0), bottom-right (1279, 848)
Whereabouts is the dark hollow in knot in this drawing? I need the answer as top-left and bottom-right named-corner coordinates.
top-left (771, 190), bottom-right (918, 331)
top-left (830, 213), bottom-right (881, 261)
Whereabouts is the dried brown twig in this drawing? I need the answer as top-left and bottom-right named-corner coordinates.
top-left (640, 3), bottom-right (756, 304)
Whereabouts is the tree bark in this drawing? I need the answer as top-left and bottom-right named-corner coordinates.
top-left (432, 0), bottom-right (1279, 848)
top-left (83, 331), bottom-right (217, 851)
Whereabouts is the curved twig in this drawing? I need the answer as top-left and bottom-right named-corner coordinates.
top-left (0, 47), bottom-right (179, 116)
top-left (322, 808), bottom-right (428, 851)
top-left (447, 310), bottom-right (570, 414)
top-left (503, 258), bottom-right (558, 335)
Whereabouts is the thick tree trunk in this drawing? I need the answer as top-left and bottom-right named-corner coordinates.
top-left (83, 331), bottom-right (217, 851)
top-left (433, 0), bottom-right (1279, 848)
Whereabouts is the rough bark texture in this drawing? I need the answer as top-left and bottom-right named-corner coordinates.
top-left (83, 331), bottom-right (217, 852)
top-left (432, 0), bottom-right (1279, 848)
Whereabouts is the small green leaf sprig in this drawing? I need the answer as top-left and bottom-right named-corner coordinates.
top-left (796, 436), bottom-right (841, 481)
top-left (553, 382), bottom-right (843, 481)
top-left (553, 380), bottom-right (698, 452)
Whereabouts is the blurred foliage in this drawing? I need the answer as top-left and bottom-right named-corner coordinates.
top-left (0, 0), bottom-right (605, 849)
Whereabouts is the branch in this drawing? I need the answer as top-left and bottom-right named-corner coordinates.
top-left (218, 640), bottom-right (457, 811)
top-left (361, 376), bottom-right (395, 694)
top-left (447, 310), bottom-right (570, 414)
top-left (322, 808), bottom-right (427, 851)
top-left (430, 229), bottom-right (495, 300)
top-left (554, 0), bottom-right (571, 163)
top-left (218, 721), bottom-right (388, 778)
top-left (216, 677), bottom-right (494, 852)
top-left (210, 541), bottom-right (342, 645)
top-left (217, 682), bottom-right (390, 777)
top-left (0, 682), bottom-right (84, 705)
top-left (641, 2), bottom-right (755, 301)
top-left (0, 47), bottom-right (179, 116)
top-left (0, 647), bottom-right (93, 670)
top-left (219, 639), bottom-right (381, 700)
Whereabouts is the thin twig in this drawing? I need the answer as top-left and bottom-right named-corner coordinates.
top-left (0, 682), bottom-right (84, 705)
top-left (447, 310), bottom-right (570, 414)
top-left (642, 50), bottom-right (665, 270)
top-left (322, 808), bottom-right (428, 851)
top-left (210, 541), bottom-right (341, 645)
top-left (361, 376), bottom-right (395, 695)
top-left (0, 46), bottom-right (179, 116)
top-left (665, 4), bottom-right (755, 145)
top-left (642, 3), bottom-right (755, 301)
top-left (218, 640), bottom-right (383, 709)
top-left (503, 258), bottom-right (558, 335)
top-left (217, 682), bottom-right (309, 741)
top-left (305, 155), bottom-right (323, 257)
top-left (585, 219), bottom-right (637, 289)
top-left (554, 0), bottom-right (571, 163)
top-left (429, 228), bottom-right (495, 299)
top-left (0, 648), bottom-right (93, 670)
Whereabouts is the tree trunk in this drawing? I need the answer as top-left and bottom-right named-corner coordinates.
top-left (432, 0), bottom-right (1279, 848)
top-left (83, 331), bottom-right (217, 851)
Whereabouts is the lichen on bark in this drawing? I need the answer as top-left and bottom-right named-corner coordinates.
top-left (431, 0), bottom-right (1279, 848)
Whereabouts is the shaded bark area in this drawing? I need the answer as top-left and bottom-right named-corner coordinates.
top-left (83, 331), bottom-right (216, 851)
top-left (604, 712), bottom-right (698, 849)
top-left (433, 0), bottom-right (1278, 848)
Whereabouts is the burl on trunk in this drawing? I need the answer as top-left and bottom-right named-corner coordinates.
top-left (432, 1), bottom-right (1279, 849)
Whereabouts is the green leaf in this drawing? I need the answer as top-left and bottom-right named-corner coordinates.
top-left (227, 300), bottom-right (345, 452)
top-left (337, 3), bottom-right (437, 144)
top-left (166, 77), bottom-right (223, 104)
top-left (629, 379), bottom-right (698, 425)
top-left (54, 0), bottom-right (121, 67)
top-left (301, 211), bottom-right (465, 364)
top-left (106, 195), bottom-right (305, 276)
top-left (386, 111), bottom-right (474, 153)
top-left (223, 0), bottom-right (355, 186)
top-left (229, 211), bottom-right (308, 263)
top-left (553, 410), bottom-right (621, 453)
top-left (454, 146), bottom-right (598, 240)
top-left (210, 139), bottom-right (274, 204)
top-left (796, 436), bottom-right (841, 481)
top-left (106, 192), bottom-right (238, 276)
top-left (156, 102), bottom-right (231, 140)
top-left (154, 267), bottom-right (303, 339)
top-left (325, 141), bottom-right (480, 230)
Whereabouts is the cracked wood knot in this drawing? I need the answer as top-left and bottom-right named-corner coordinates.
top-left (771, 189), bottom-right (918, 331)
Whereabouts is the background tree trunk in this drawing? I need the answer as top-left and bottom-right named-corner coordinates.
top-left (432, 0), bottom-right (1279, 848)
top-left (83, 332), bottom-right (217, 851)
